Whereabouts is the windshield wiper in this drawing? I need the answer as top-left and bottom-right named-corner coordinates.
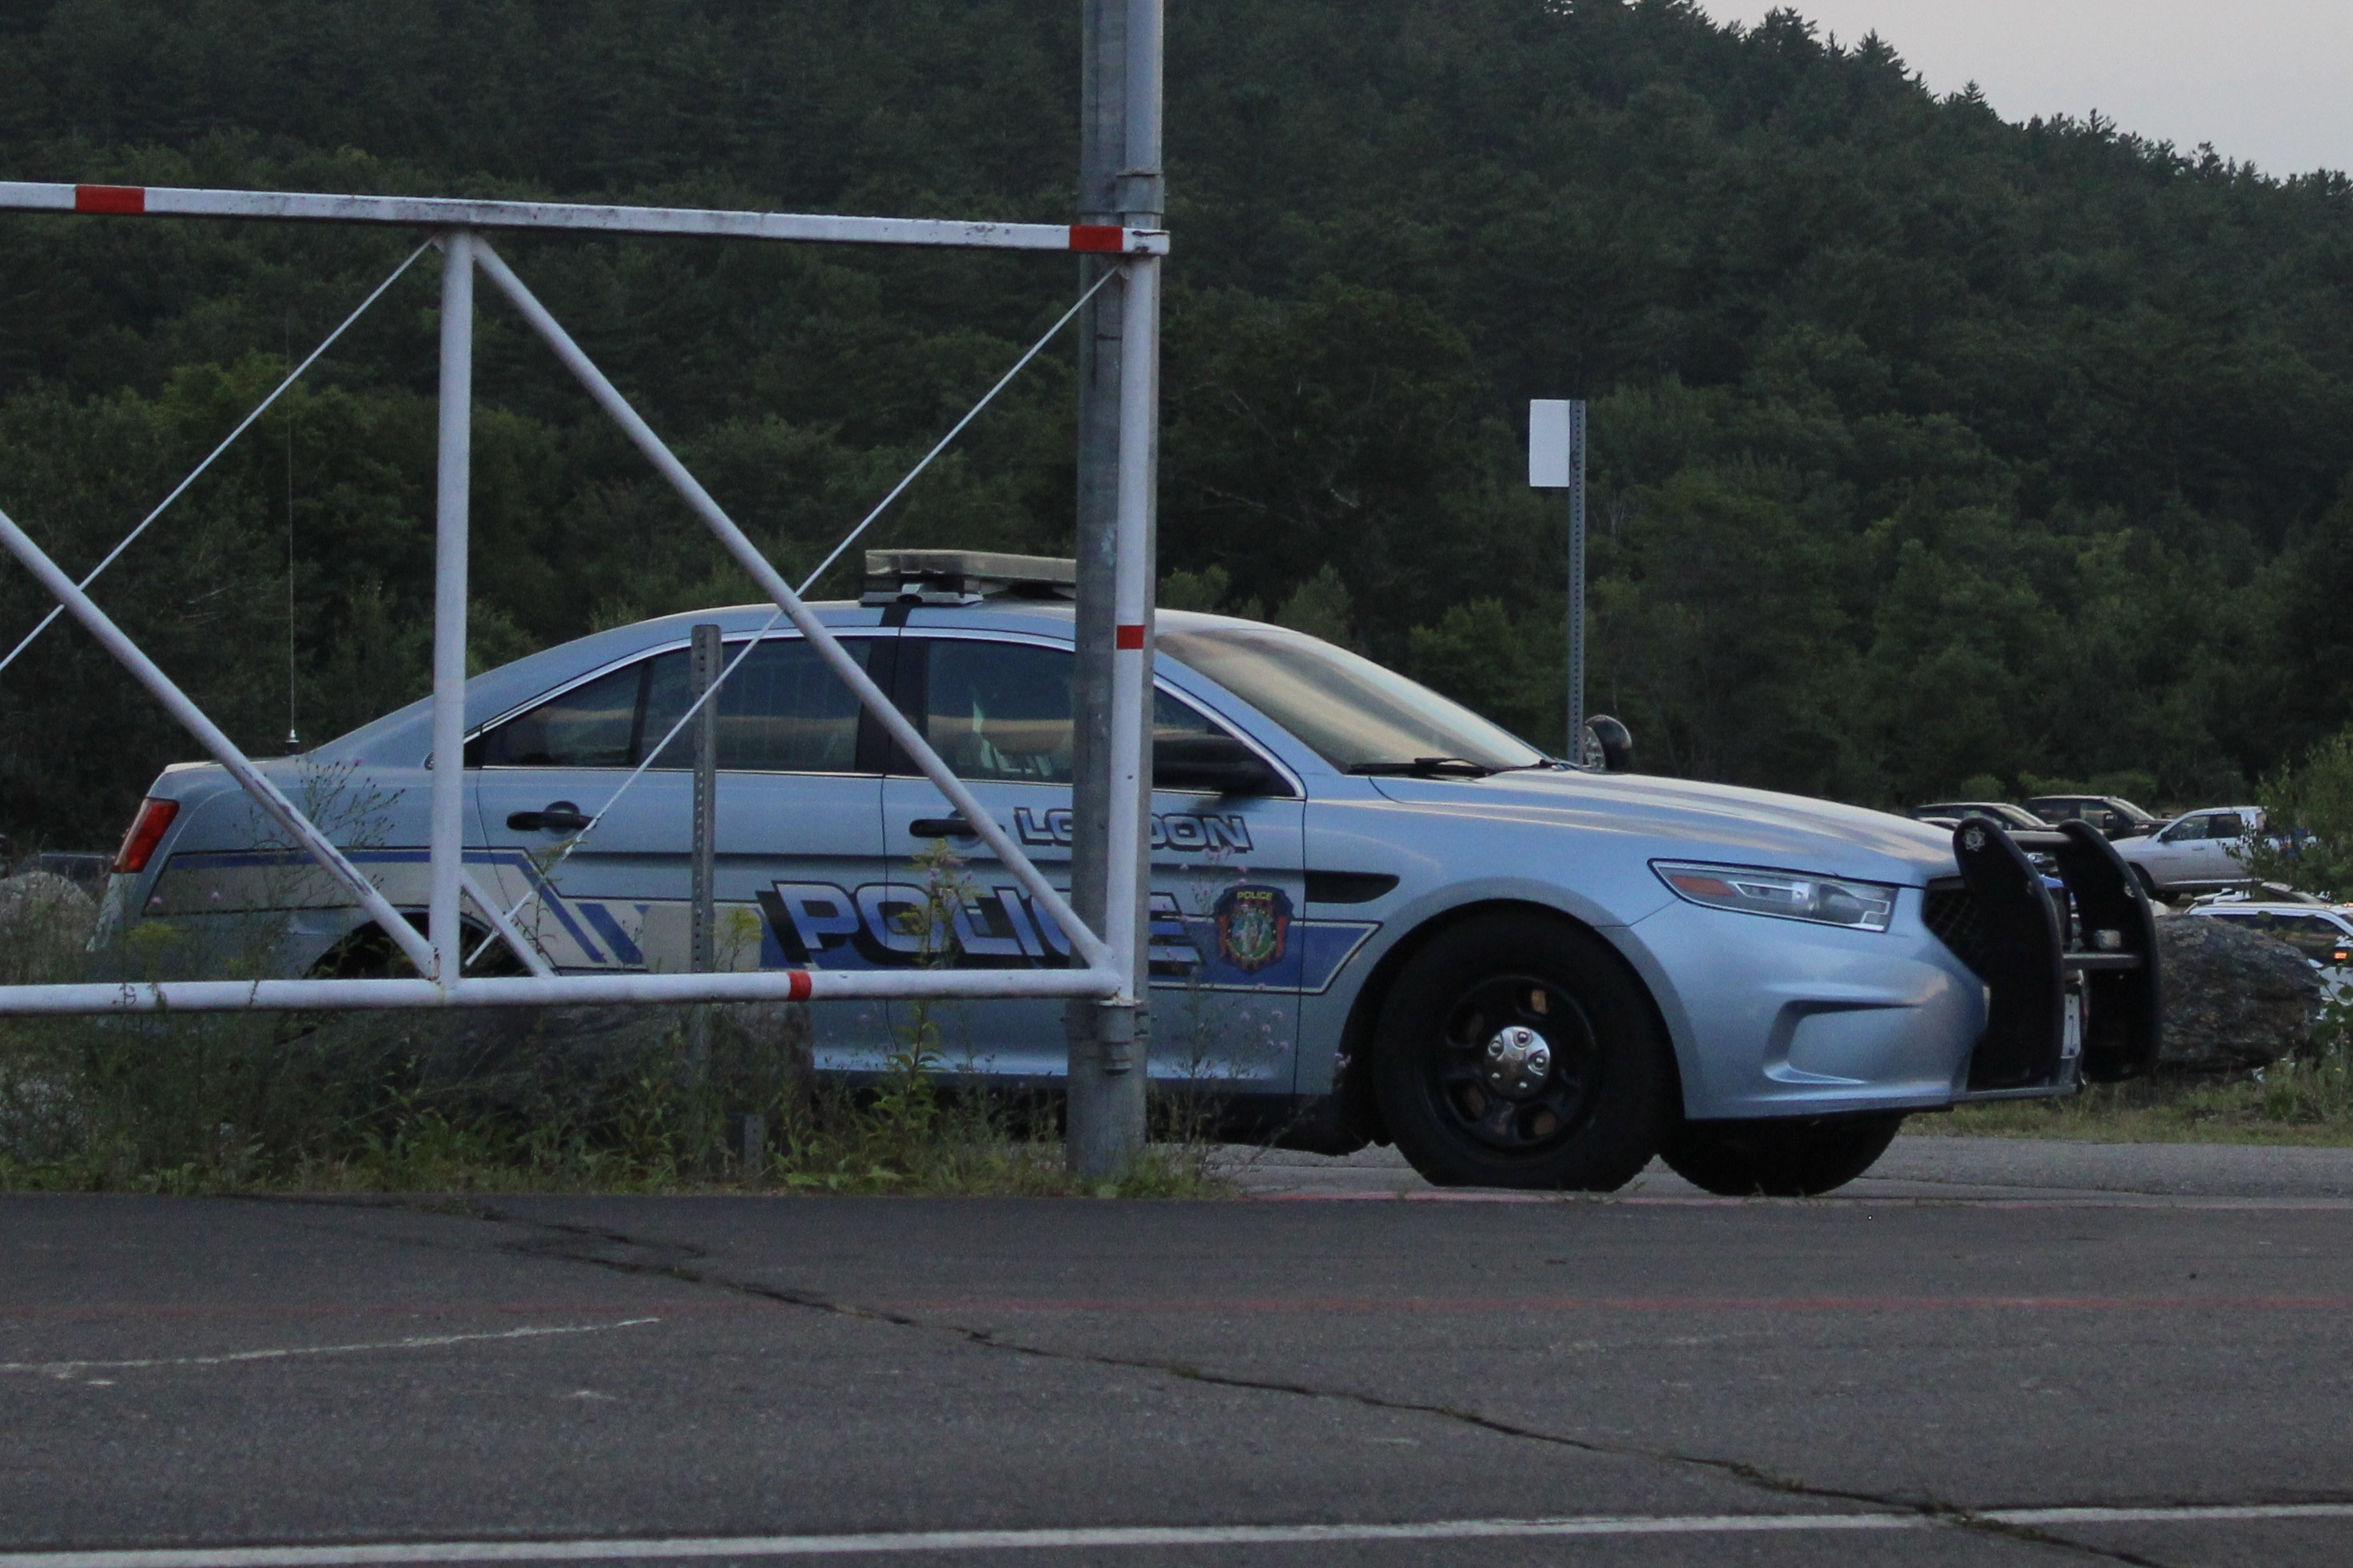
top-left (1348, 756), bottom-right (1497, 778)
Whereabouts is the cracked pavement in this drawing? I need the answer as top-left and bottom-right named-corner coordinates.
top-left (5, 1144), bottom-right (2353, 1565)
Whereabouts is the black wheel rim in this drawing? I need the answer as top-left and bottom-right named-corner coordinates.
top-left (1426, 973), bottom-right (1600, 1153)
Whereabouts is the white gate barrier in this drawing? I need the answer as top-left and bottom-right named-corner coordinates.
top-left (0, 181), bottom-right (1166, 1016)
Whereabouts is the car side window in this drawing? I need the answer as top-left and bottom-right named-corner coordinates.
top-left (474, 661), bottom-right (646, 768)
top-left (2159, 819), bottom-right (2196, 843)
top-left (917, 637), bottom-right (1220, 784)
top-left (643, 637), bottom-right (872, 773)
top-left (2272, 915), bottom-right (2343, 961)
top-left (474, 636), bottom-right (872, 772)
top-left (2208, 812), bottom-right (2245, 839)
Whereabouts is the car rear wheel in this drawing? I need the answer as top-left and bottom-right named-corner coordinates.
top-left (1371, 914), bottom-right (1673, 1190)
top-left (309, 916), bottom-right (531, 979)
top-left (1659, 1112), bottom-right (1906, 1197)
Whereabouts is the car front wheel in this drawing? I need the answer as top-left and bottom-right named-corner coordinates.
top-left (1659, 1112), bottom-right (1906, 1197)
top-left (1370, 913), bottom-right (1674, 1190)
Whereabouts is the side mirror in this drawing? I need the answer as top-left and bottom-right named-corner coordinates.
top-left (1155, 734), bottom-right (1282, 796)
top-left (1580, 714), bottom-right (1634, 772)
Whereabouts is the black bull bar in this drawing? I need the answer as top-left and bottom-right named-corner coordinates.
top-left (1922, 818), bottom-right (2162, 1091)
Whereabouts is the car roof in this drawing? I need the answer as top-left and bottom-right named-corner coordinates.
top-left (312, 599), bottom-right (1278, 765)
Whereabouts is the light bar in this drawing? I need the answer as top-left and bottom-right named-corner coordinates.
top-left (0, 181), bottom-right (1170, 255)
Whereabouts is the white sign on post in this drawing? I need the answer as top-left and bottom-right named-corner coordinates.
top-left (1528, 398), bottom-right (1573, 489)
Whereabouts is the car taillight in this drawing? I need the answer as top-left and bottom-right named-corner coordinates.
top-left (113, 797), bottom-right (179, 875)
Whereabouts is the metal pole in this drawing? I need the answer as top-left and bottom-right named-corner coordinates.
top-left (689, 622), bottom-right (721, 975)
top-left (1119, 6), bottom-right (1166, 1032)
top-left (430, 229), bottom-right (475, 986)
top-left (1566, 398), bottom-right (1588, 757)
top-left (1103, 254), bottom-right (1159, 1013)
top-left (1066, 0), bottom-right (1129, 1173)
top-left (1067, 0), bottom-right (1160, 1179)
top-left (0, 963), bottom-right (1126, 1018)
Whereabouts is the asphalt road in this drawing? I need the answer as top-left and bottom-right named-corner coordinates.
top-left (6, 1138), bottom-right (2353, 1566)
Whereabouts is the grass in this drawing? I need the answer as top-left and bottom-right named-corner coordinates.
top-left (1915, 1053), bottom-right (2353, 1147)
top-left (0, 1005), bottom-right (1234, 1197)
top-left (0, 886), bottom-right (1230, 1199)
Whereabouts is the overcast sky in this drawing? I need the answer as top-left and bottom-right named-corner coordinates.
top-left (1698, 2), bottom-right (2352, 178)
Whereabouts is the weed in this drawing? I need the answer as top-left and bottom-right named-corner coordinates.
top-left (0, 864), bottom-right (1230, 1197)
top-left (1918, 1050), bottom-right (2353, 1146)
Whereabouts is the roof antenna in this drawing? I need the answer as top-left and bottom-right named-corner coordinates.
top-left (284, 316), bottom-right (300, 754)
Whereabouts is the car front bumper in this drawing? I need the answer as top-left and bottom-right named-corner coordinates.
top-left (1621, 818), bottom-right (2161, 1122)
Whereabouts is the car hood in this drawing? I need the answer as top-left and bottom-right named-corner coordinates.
top-left (1364, 769), bottom-right (1958, 886)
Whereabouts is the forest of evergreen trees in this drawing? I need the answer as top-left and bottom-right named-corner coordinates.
top-left (2, 0), bottom-right (2351, 847)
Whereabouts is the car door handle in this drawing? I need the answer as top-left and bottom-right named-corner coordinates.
top-left (509, 801), bottom-right (591, 833)
top-left (908, 816), bottom-right (979, 838)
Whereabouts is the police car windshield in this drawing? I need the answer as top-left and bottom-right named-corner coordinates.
top-left (1159, 625), bottom-right (1547, 775)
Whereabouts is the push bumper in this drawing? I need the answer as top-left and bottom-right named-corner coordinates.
top-left (1929, 818), bottom-right (2163, 1096)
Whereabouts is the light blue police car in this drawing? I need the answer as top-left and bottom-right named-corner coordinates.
top-left (97, 552), bottom-right (2159, 1194)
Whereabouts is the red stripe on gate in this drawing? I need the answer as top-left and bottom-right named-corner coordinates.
top-left (787, 971), bottom-right (812, 1002)
top-left (1115, 624), bottom-right (1147, 649)
top-left (1068, 224), bottom-right (1125, 252)
top-left (74, 185), bottom-right (145, 215)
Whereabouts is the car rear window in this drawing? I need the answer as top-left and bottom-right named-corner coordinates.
top-left (475, 637), bottom-right (872, 772)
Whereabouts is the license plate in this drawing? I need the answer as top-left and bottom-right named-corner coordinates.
top-left (2062, 991), bottom-right (2084, 1060)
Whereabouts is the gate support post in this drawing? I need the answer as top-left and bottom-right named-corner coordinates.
top-left (430, 229), bottom-right (475, 986)
top-left (1067, 0), bottom-right (1162, 1180)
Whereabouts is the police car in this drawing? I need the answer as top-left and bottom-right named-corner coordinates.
top-left (97, 552), bottom-right (2159, 1195)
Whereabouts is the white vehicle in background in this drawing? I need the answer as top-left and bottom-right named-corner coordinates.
top-left (2116, 806), bottom-right (2265, 899)
top-left (2180, 897), bottom-right (2353, 1002)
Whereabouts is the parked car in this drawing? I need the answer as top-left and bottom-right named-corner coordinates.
top-left (2114, 806), bottom-right (2267, 898)
top-left (95, 552), bottom-right (2159, 1195)
top-left (1910, 801), bottom-right (2049, 832)
top-left (2180, 899), bottom-right (2353, 1000)
top-left (2190, 883), bottom-right (2330, 909)
top-left (2023, 795), bottom-right (2160, 840)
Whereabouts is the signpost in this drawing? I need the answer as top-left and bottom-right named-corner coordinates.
top-left (1529, 398), bottom-right (1588, 756)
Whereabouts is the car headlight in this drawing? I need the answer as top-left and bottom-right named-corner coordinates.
top-left (1652, 861), bottom-right (1898, 932)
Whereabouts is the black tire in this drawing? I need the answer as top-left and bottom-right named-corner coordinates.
top-left (1659, 1112), bottom-right (1906, 1197)
top-left (309, 916), bottom-right (530, 979)
top-left (1371, 913), bottom-right (1674, 1190)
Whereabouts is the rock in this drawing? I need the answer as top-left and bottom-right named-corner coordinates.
top-left (2153, 914), bottom-right (2322, 1072)
top-left (0, 871), bottom-right (98, 981)
top-left (0, 869), bottom-right (95, 930)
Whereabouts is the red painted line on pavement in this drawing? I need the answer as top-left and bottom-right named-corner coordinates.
top-left (0, 1299), bottom-right (760, 1324)
top-left (873, 1292), bottom-right (2353, 1316)
top-left (1252, 1190), bottom-right (2353, 1211)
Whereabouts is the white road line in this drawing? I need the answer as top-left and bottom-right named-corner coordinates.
top-left (5, 1503), bottom-right (2348, 1564)
top-left (0, 1319), bottom-right (659, 1379)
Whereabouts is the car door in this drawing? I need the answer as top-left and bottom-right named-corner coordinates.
top-left (2184, 812), bottom-right (2246, 886)
top-left (469, 632), bottom-right (892, 1052)
top-left (878, 632), bottom-right (1304, 1090)
top-left (2140, 816), bottom-right (2205, 885)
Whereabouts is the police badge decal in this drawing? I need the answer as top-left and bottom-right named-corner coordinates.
top-left (1213, 884), bottom-right (1293, 974)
